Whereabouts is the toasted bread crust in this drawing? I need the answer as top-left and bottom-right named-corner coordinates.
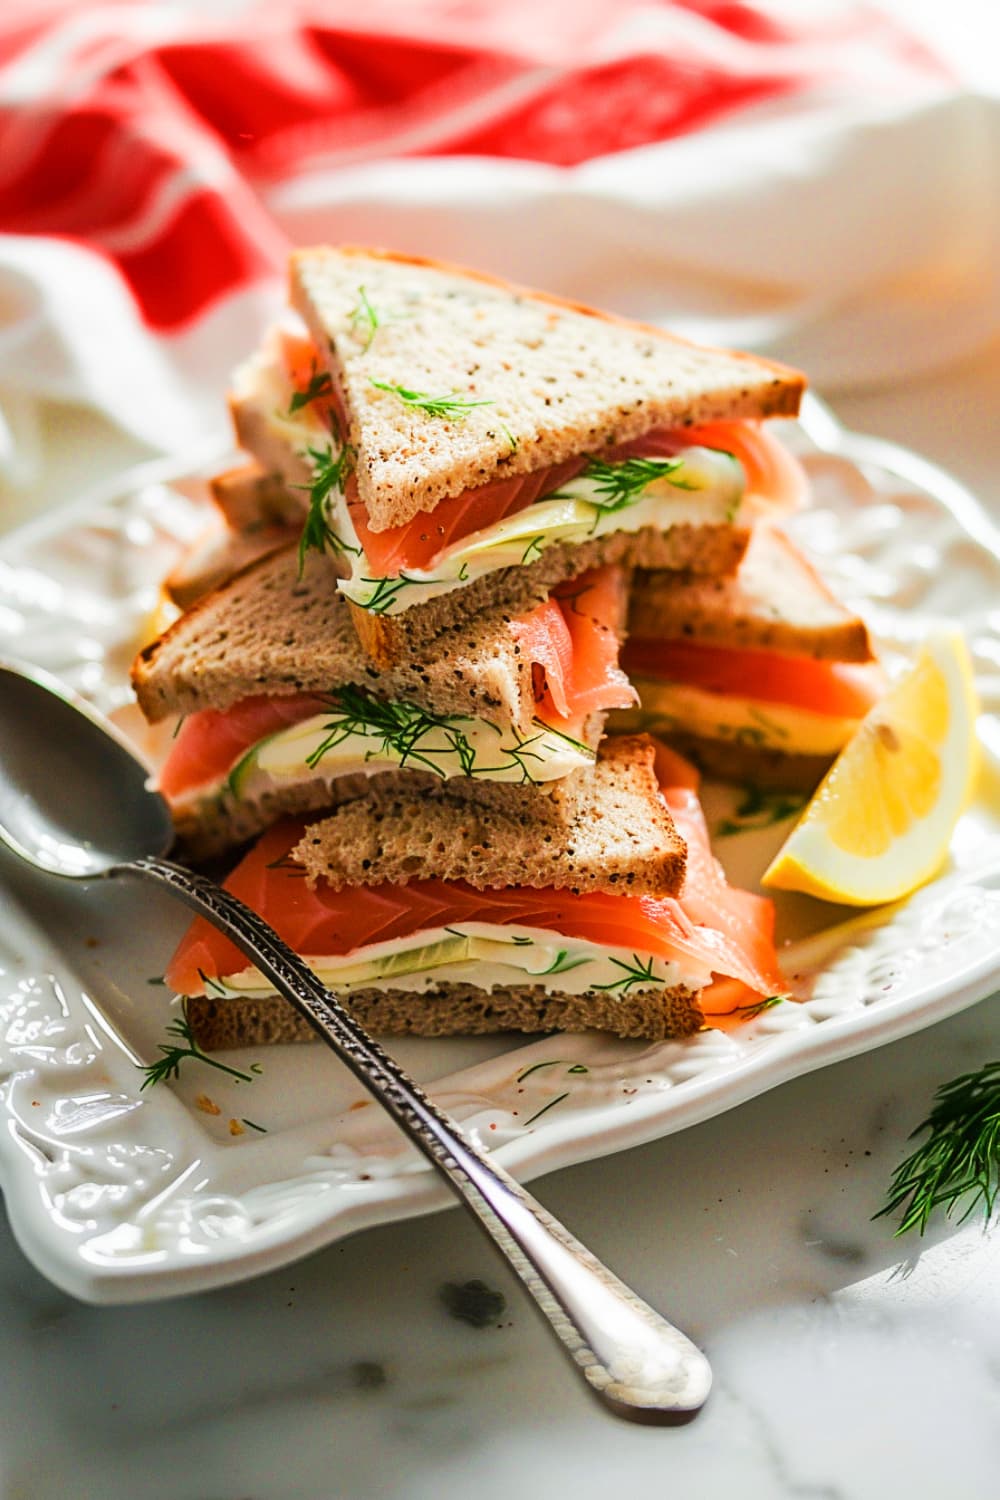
top-left (210, 463), bottom-right (305, 530)
top-left (163, 519), bottom-right (296, 612)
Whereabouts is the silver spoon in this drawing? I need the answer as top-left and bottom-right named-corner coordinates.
top-left (0, 656), bottom-right (711, 1423)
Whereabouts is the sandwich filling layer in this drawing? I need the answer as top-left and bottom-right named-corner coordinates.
top-left (330, 445), bottom-right (743, 615)
top-left (167, 755), bottom-right (784, 1015)
top-left (618, 639), bottom-right (884, 756)
top-left (235, 331), bottom-right (806, 617)
top-left (158, 569), bottom-right (634, 809)
top-left (181, 922), bottom-right (710, 1000)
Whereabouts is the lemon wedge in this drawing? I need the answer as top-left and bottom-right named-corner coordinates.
top-left (762, 630), bottom-right (979, 906)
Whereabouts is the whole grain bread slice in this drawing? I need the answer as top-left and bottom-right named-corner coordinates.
top-left (350, 519), bottom-right (747, 669)
top-left (185, 979), bottom-right (702, 1048)
top-left (635, 731), bottom-right (835, 792)
top-left (133, 543), bottom-right (569, 739)
top-left (163, 516), bottom-right (297, 612)
top-left (289, 245), bottom-right (805, 533)
top-left (291, 734), bottom-right (685, 897)
top-left (210, 462), bottom-right (306, 530)
top-left (628, 526), bottom-right (875, 662)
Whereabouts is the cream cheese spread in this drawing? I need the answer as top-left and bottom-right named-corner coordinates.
top-left (202, 922), bottom-right (711, 1000)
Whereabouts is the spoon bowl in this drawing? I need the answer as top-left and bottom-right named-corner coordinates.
top-left (0, 664), bottom-right (172, 876)
top-left (0, 655), bottom-right (712, 1422)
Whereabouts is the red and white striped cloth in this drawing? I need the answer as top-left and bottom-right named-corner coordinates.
top-left (0, 0), bottom-right (997, 485)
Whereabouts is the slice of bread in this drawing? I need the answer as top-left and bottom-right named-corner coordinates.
top-left (163, 517), bottom-right (296, 612)
top-left (185, 979), bottom-right (703, 1048)
top-left (349, 519), bottom-right (748, 669)
top-left (133, 544), bottom-right (564, 740)
top-left (291, 734), bottom-right (686, 897)
top-left (210, 463), bottom-right (306, 530)
top-left (289, 245), bottom-right (805, 533)
top-left (650, 732), bottom-right (834, 791)
top-left (628, 526), bottom-right (875, 662)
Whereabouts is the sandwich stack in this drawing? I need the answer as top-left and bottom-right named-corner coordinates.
top-left (134, 247), bottom-right (878, 1048)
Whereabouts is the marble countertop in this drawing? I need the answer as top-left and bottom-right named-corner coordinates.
top-left (2, 340), bottom-right (999, 1499)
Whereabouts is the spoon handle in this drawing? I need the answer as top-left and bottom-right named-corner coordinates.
top-left (123, 855), bottom-right (711, 1421)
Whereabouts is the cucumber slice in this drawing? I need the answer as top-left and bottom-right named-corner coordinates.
top-left (342, 446), bottom-right (744, 612)
top-left (211, 927), bottom-right (606, 998)
top-left (336, 933), bottom-right (472, 984)
top-left (226, 743), bottom-right (263, 800)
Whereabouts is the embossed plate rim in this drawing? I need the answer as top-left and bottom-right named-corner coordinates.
top-left (1, 398), bottom-right (999, 1302)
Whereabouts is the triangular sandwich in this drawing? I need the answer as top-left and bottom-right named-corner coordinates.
top-left (229, 246), bottom-right (806, 666)
top-left (133, 545), bottom-right (635, 857)
top-left (166, 737), bottom-right (783, 1046)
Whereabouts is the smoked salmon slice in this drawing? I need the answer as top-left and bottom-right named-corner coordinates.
top-left (515, 569), bottom-right (636, 733)
top-left (623, 638), bottom-right (883, 719)
top-left (343, 422), bottom-right (802, 576)
top-left (347, 461), bottom-right (585, 575)
top-left (158, 693), bottom-right (329, 801)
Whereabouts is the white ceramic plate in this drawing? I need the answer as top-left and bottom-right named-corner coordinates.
top-left (2, 397), bottom-right (999, 1304)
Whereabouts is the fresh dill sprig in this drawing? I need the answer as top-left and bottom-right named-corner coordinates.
top-left (716, 786), bottom-right (807, 839)
top-left (265, 851), bottom-right (308, 875)
top-left (349, 285), bottom-right (380, 352)
top-left (875, 1062), bottom-right (1000, 1236)
top-left (523, 1093), bottom-right (570, 1127)
top-left (305, 685), bottom-right (479, 779)
top-left (527, 717), bottom-right (593, 758)
top-left (520, 535), bottom-right (545, 566)
top-left (593, 954), bottom-right (670, 993)
top-left (517, 1059), bottom-right (589, 1083)
top-left (370, 379), bottom-right (493, 420)
top-left (296, 441), bottom-right (360, 573)
top-left (535, 950), bottom-right (592, 977)
top-left (355, 572), bottom-right (436, 614)
top-left (580, 455), bottom-right (696, 516)
top-left (466, 725), bottom-right (558, 786)
top-left (732, 993), bottom-right (788, 1020)
top-left (459, 717), bottom-right (592, 786)
top-left (139, 1015), bottom-right (261, 1091)
top-left (288, 362), bottom-right (334, 414)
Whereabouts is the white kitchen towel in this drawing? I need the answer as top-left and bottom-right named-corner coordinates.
top-left (0, 0), bottom-right (997, 489)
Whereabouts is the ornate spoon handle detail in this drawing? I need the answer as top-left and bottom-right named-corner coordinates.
top-left (123, 856), bottom-right (711, 1420)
